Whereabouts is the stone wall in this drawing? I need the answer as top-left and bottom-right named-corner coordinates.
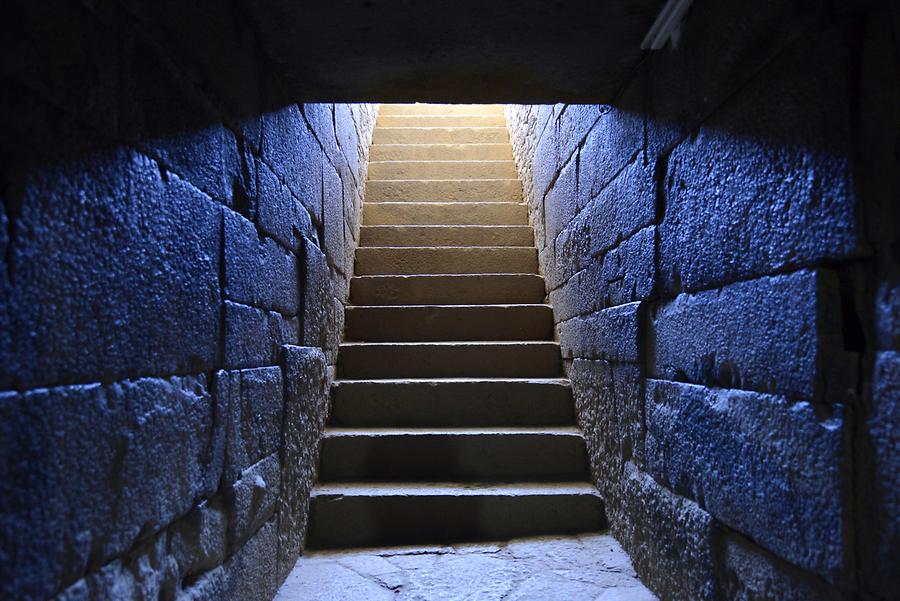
top-left (0, 2), bottom-right (376, 599)
top-left (506, 1), bottom-right (899, 599)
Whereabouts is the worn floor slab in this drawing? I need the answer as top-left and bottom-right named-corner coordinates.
top-left (276, 533), bottom-right (656, 601)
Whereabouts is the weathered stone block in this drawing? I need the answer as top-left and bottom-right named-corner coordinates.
top-left (224, 209), bottom-right (299, 316)
top-left (720, 531), bottom-right (841, 601)
top-left (614, 462), bottom-right (718, 601)
top-left (550, 226), bottom-right (656, 322)
top-left (226, 454), bottom-right (281, 552)
top-left (861, 351), bottom-right (900, 599)
top-left (544, 152), bottom-right (578, 247)
top-left (277, 346), bottom-right (329, 582)
top-left (300, 239), bottom-right (334, 350)
top-left (584, 157), bottom-right (655, 258)
top-left (261, 105), bottom-right (323, 224)
top-left (645, 379), bottom-right (850, 582)
top-left (335, 103), bottom-right (361, 181)
top-left (303, 104), bottom-right (339, 168)
top-left (0, 375), bottom-right (222, 600)
top-left (1, 148), bottom-right (221, 389)
top-left (223, 301), bottom-right (299, 369)
top-left (559, 302), bottom-right (641, 362)
top-left (322, 162), bottom-right (345, 274)
top-left (569, 360), bottom-right (643, 486)
top-left (657, 23), bottom-right (861, 294)
top-left (217, 366), bottom-right (284, 482)
top-left (651, 269), bottom-right (853, 401)
top-left (255, 160), bottom-right (314, 252)
top-left (555, 105), bottom-right (600, 172)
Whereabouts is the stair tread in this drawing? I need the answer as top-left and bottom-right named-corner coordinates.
top-left (313, 481), bottom-right (600, 496)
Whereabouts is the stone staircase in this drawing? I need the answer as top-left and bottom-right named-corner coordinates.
top-left (306, 104), bottom-right (606, 549)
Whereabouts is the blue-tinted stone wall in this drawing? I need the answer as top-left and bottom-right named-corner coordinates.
top-left (0, 2), bottom-right (377, 599)
top-left (506, 1), bottom-right (899, 599)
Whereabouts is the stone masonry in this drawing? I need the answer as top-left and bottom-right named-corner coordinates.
top-left (505, 1), bottom-right (899, 599)
top-left (0, 3), bottom-right (377, 599)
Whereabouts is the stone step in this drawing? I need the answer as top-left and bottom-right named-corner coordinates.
top-left (345, 304), bottom-right (553, 341)
top-left (377, 115), bottom-right (506, 127)
top-left (359, 225), bottom-right (533, 247)
top-left (373, 127), bottom-right (508, 145)
top-left (338, 341), bottom-right (562, 379)
top-left (366, 179), bottom-right (521, 202)
top-left (369, 160), bottom-right (518, 180)
top-left (307, 482), bottom-right (606, 549)
top-left (355, 246), bottom-right (538, 275)
top-left (363, 202), bottom-right (527, 225)
top-left (370, 144), bottom-right (513, 161)
top-left (330, 378), bottom-right (573, 427)
top-left (378, 104), bottom-right (504, 116)
top-left (318, 427), bottom-right (588, 482)
top-left (350, 274), bottom-right (546, 305)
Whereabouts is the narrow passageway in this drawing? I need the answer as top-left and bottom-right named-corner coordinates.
top-left (276, 104), bottom-right (655, 598)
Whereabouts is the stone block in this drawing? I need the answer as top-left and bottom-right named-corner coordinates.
top-left (169, 498), bottom-right (228, 578)
top-left (223, 301), bottom-right (299, 369)
top-left (255, 160), bottom-right (314, 252)
top-left (569, 360), bottom-right (643, 486)
top-left (544, 152), bottom-right (578, 246)
top-left (277, 346), bottom-right (329, 582)
top-left (261, 105), bottom-right (323, 223)
top-left (550, 226), bottom-right (656, 322)
top-left (584, 157), bottom-right (656, 259)
top-left (876, 280), bottom-right (900, 350)
top-left (224, 208), bottom-right (299, 316)
top-left (559, 302), bottom-right (641, 362)
top-left (1, 148), bottom-right (221, 389)
top-left (861, 351), bottom-right (900, 599)
top-left (335, 103), bottom-right (361, 181)
top-left (720, 531), bottom-right (841, 601)
top-left (614, 462), bottom-right (718, 601)
top-left (0, 375), bottom-right (222, 600)
top-left (226, 454), bottom-right (281, 552)
top-left (531, 116), bottom-right (561, 207)
top-left (322, 162), bottom-right (345, 273)
top-left (657, 23), bottom-right (861, 294)
top-left (300, 239), bottom-right (335, 350)
top-left (645, 379), bottom-right (850, 582)
top-left (303, 104), bottom-right (339, 168)
top-left (119, 36), bottom-right (240, 205)
top-left (555, 105), bottom-right (601, 171)
top-left (577, 82), bottom-right (645, 202)
top-left (651, 269), bottom-right (853, 401)
top-left (217, 366), bottom-right (284, 483)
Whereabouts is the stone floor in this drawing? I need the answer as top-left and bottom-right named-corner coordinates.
top-left (275, 533), bottom-right (657, 600)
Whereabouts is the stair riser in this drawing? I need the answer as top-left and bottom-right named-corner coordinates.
top-left (345, 305), bottom-right (553, 341)
top-left (368, 161), bottom-right (517, 180)
top-left (363, 203), bottom-right (527, 225)
top-left (307, 493), bottom-right (606, 549)
top-left (332, 381), bottom-right (573, 427)
top-left (379, 104), bottom-right (504, 116)
top-left (370, 144), bottom-right (512, 161)
top-left (377, 115), bottom-right (506, 127)
top-left (373, 127), bottom-right (508, 144)
top-left (366, 179), bottom-right (521, 202)
top-left (319, 433), bottom-right (588, 482)
top-left (350, 275), bottom-right (546, 305)
top-left (355, 247), bottom-right (537, 275)
top-left (359, 225), bottom-right (533, 247)
top-left (338, 343), bottom-right (562, 379)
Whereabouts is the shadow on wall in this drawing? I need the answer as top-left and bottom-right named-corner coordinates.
top-left (504, 2), bottom-right (898, 600)
top-left (1, 0), bottom-right (898, 601)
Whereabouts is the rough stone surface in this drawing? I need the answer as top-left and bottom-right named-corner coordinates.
top-left (0, 375), bottom-right (222, 600)
top-left (720, 532), bottom-right (842, 601)
top-left (276, 533), bottom-right (656, 601)
top-left (218, 367), bottom-right (285, 483)
top-left (276, 346), bottom-right (329, 583)
top-left (650, 269), bottom-right (853, 401)
top-left (559, 302), bottom-right (641, 362)
top-left (645, 380), bottom-right (849, 582)
top-left (0, 149), bottom-right (222, 390)
top-left (614, 463), bottom-right (718, 601)
top-left (224, 301), bottom-right (300, 369)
